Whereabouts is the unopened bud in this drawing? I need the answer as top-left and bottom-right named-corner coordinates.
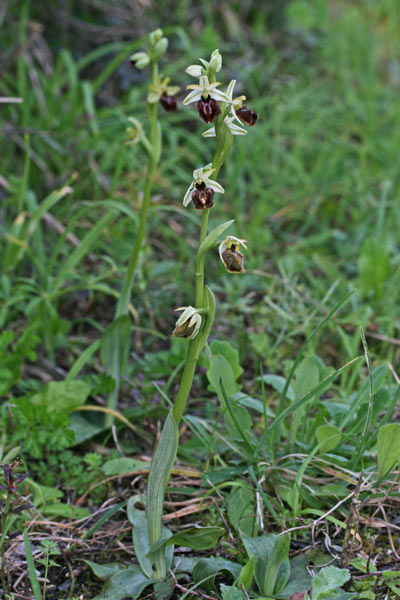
top-left (186, 64), bottom-right (204, 78)
top-left (152, 37), bottom-right (168, 62)
top-left (149, 28), bottom-right (163, 46)
top-left (130, 52), bottom-right (150, 70)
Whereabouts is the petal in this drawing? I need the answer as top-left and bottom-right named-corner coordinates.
top-left (206, 180), bottom-right (224, 194)
top-left (226, 79), bottom-right (236, 100)
top-left (209, 89), bottom-right (231, 103)
top-left (202, 127), bottom-right (216, 138)
top-left (229, 235), bottom-right (248, 249)
top-left (185, 65), bottom-right (203, 77)
top-left (199, 58), bottom-right (209, 69)
top-left (229, 121), bottom-right (247, 135)
top-left (189, 314), bottom-right (202, 339)
top-left (183, 89), bottom-right (202, 105)
top-left (183, 183), bottom-right (194, 206)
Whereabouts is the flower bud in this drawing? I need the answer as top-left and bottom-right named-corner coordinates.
top-left (149, 28), bottom-right (163, 46)
top-left (173, 306), bottom-right (202, 339)
top-left (152, 37), bottom-right (168, 62)
top-left (130, 52), bottom-right (150, 70)
top-left (186, 64), bottom-right (204, 78)
top-left (208, 49), bottom-right (222, 78)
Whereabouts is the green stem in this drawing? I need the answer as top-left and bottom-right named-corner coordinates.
top-left (115, 62), bottom-right (159, 318)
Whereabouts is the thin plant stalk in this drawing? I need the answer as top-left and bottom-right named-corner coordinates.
top-left (115, 62), bottom-right (159, 318)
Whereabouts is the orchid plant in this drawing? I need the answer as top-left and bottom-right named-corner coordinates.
top-left (146, 48), bottom-right (259, 580)
top-left (88, 43), bottom-right (259, 600)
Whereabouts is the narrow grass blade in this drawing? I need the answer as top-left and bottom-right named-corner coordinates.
top-left (23, 529), bottom-right (42, 600)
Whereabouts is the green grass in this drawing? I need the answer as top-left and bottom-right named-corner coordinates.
top-left (1, 0), bottom-right (400, 598)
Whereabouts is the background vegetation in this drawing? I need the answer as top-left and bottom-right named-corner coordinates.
top-left (0, 0), bottom-right (400, 598)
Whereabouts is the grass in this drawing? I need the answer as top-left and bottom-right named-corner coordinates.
top-left (1, 0), bottom-right (400, 598)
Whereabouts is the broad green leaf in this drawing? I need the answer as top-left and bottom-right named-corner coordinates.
top-left (220, 584), bottom-right (246, 599)
top-left (228, 486), bottom-right (257, 536)
top-left (150, 526), bottom-right (224, 552)
top-left (69, 413), bottom-right (104, 446)
top-left (92, 565), bottom-right (156, 600)
top-left (83, 560), bottom-right (123, 580)
top-left (192, 558), bottom-right (241, 593)
top-left (207, 354), bottom-right (239, 399)
top-left (127, 496), bottom-right (154, 579)
top-left (146, 410), bottom-right (179, 579)
top-left (209, 340), bottom-right (243, 383)
top-left (30, 380), bottom-right (90, 414)
top-left (242, 535), bottom-right (275, 595)
top-left (237, 555), bottom-right (255, 591)
top-left (315, 424), bottom-right (342, 453)
top-left (102, 458), bottom-right (149, 476)
top-left (311, 566), bottom-right (351, 600)
top-left (259, 374), bottom-right (295, 402)
top-left (43, 503), bottom-right (90, 519)
top-left (377, 423), bottom-right (400, 478)
top-left (293, 357), bottom-right (320, 399)
top-left (263, 534), bottom-right (290, 596)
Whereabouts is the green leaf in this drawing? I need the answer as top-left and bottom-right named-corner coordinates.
top-left (30, 380), bottom-right (90, 414)
top-left (43, 503), bottom-right (90, 519)
top-left (311, 566), bottom-right (351, 600)
top-left (192, 558), bottom-right (241, 593)
top-left (237, 555), bottom-right (255, 591)
top-left (292, 357), bottom-right (320, 399)
top-left (194, 285), bottom-right (216, 360)
top-left (377, 423), bottom-right (400, 478)
top-left (358, 237), bottom-right (391, 299)
top-left (227, 486), bottom-right (257, 537)
top-left (91, 565), bottom-right (156, 600)
top-left (83, 560), bottom-right (124, 581)
top-left (24, 530), bottom-right (42, 600)
top-left (150, 526), bottom-right (224, 552)
top-left (263, 534), bottom-right (290, 596)
top-left (100, 314), bottom-right (132, 377)
top-left (315, 424), bottom-right (342, 453)
top-left (258, 374), bottom-right (295, 402)
top-left (102, 458), bottom-right (149, 476)
top-left (209, 340), bottom-right (243, 383)
top-left (146, 410), bottom-right (179, 579)
top-left (197, 219), bottom-right (234, 260)
top-left (127, 496), bottom-right (155, 579)
top-left (220, 584), bottom-right (246, 599)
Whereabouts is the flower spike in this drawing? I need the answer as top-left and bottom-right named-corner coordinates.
top-left (173, 306), bottom-right (202, 339)
top-left (183, 164), bottom-right (224, 209)
top-left (219, 236), bottom-right (248, 273)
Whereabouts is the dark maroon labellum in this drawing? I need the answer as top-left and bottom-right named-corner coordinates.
top-left (191, 182), bottom-right (214, 209)
top-left (236, 105), bottom-right (259, 126)
top-left (160, 93), bottom-right (177, 112)
top-left (196, 96), bottom-right (221, 123)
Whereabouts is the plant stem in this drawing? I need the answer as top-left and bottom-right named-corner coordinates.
top-left (115, 62), bottom-right (159, 318)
